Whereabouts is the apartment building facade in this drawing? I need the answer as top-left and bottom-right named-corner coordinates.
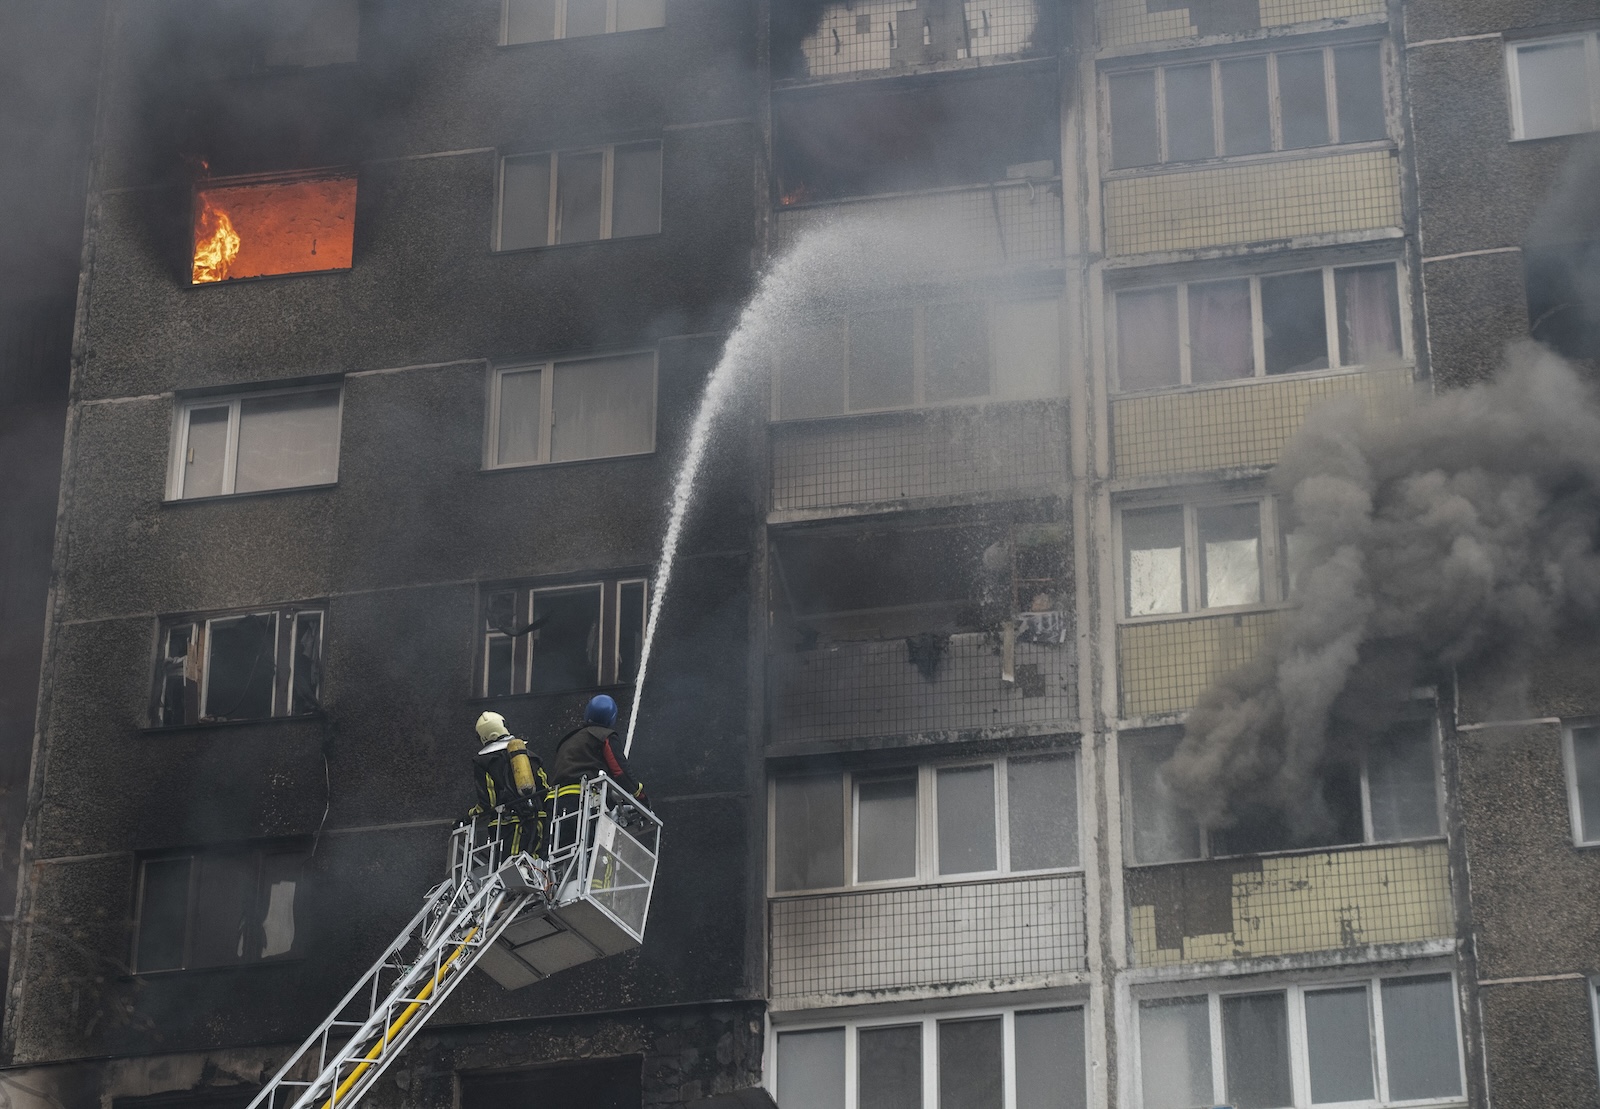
top-left (4, 1), bottom-right (1599, 1108)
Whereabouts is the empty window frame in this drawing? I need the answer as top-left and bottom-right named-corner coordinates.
top-left (770, 753), bottom-right (1080, 894)
top-left (775, 1006), bottom-right (1088, 1109)
top-left (1120, 497), bottom-right (1289, 620)
top-left (153, 605), bottom-right (324, 727)
top-left (1507, 32), bottom-right (1600, 141)
top-left (1137, 974), bottom-right (1464, 1109)
top-left (1122, 722), bottom-right (1441, 865)
top-left (1564, 723), bottom-right (1600, 846)
top-left (480, 578), bottom-right (647, 697)
top-left (1114, 262), bottom-right (1406, 392)
top-left (502, 0), bottom-right (664, 43)
top-left (134, 845), bottom-right (308, 972)
top-left (1106, 41), bottom-right (1387, 169)
top-left (496, 142), bottom-right (662, 250)
top-left (774, 298), bottom-right (1061, 420)
top-left (168, 385), bottom-right (342, 499)
top-left (488, 351), bottom-right (657, 467)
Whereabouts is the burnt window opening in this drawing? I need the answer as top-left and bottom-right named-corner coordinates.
top-left (191, 171), bottom-right (357, 284)
top-left (1526, 241), bottom-right (1600, 362)
top-left (774, 72), bottom-right (1059, 203)
top-left (480, 578), bottom-right (647, 698)
top-left (134, 845), bottom-right (310, 973)
top-left (771, 519), bottom-right (1067, 647)
top-left (459, 1058), bottom-right (643, 1109)
top-left (776, 0), bottom-right (1055, 81)
top-left (773, 295), bottom-right (1061, 419)
top-left (153, 605), bottom-right (324, 727)
top-left (1122, 721), bottom-right (1441, 865)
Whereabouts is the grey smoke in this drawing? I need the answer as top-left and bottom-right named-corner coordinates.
top-left (1166, 344), bottom-right (1600, 832)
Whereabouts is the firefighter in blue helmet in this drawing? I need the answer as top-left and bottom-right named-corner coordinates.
top-left (548, 696), bottom-right (649, 848)
top-left (467, 711), bottom-right (550, 858)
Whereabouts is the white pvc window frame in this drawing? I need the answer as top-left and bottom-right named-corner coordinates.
top-left (1110, 260), bottom-right (1412, 394)
top-left (768, 752), bottom-right (1083, 897)
top-left (1115, 494), bottom-right (1288, 622)
top-left (485, 349), bottom-right (659, 468)
top-left (166, 384), bottom-right (344, 500)
top-left (501, 0), bottom-right (665, 43)
top-left (494, 142), bottom-right (663, 250)
top-left (1131, 972), bottom-right (1469, 1109)
top-left (769, 1003), bottom-right (1090, 1109)
top-left (1506, 32), bottom-right (1600, 141)
top-left (479, 577), bottom-right (649, 697)
top-left (1561, 721), bottom-right (1600, 846)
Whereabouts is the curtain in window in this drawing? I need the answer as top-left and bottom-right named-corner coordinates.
top-left (1188, 279), bottom-right (1253, 382)
top-left (550, 353), bottom-right (655, 461)
top-left (1336, 265), bottom-right (1401, 366)
top-left (1117, 288), bottom-right (1179, 390)
top-left (235, 388), bottom-right (341, 493)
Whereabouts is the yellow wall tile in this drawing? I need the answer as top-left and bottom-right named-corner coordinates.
top-left (1098, 0), bottom-right (1384, 50)
top-left (1119, 610), bottom-right (1277, 717)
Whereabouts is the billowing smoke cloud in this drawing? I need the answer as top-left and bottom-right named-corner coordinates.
top-left (1166, 344), bottom-right (1600, 832)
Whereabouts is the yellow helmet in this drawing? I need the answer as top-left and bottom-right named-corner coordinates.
top-left (475, 711), bottom-right (510, 743)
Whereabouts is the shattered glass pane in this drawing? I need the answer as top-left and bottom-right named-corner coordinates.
top-left (235, 388), bottom-right (341, 493)
top-left (1164, 63), bottom-right (1215, 161)
top-left (500, 153), bottom-right (552, 249)
top-left (859, 1025), bottom-right (922, 1109)
top-left (1109, 70), bottom-right (1160, 168)
top-left (1261, 270), bottom-right (1329, 374)
top-left (1008, 754), bottom-right (1078, 870)
top-left (486, 634), bottom-right (515, 697)
top-left (204, 613), bottom-right (277, 721)
top-left (529, 585), bottom-right (603, 692)
top-left (1368, 722), bottom-right (1439, 841)
top-left (1277, 50), bottom-right (1329, 149)
top-left (936, 764), bottom-right (996, 875)
top-left (1016, 1008), bottom-right (1087, 1109)
top-left (1125, 736), bottom-right (1201, 864)
top-left (496, 368), bottom-right (543, 466)
top-left (778, 1028), bottom-right (845, 1109)
top-left (611, 142), bottom-right (662, 238)
top-left (1199, 502), bottom-right (1261, 608)
top-left (1221, 56), bottom-right (1271, 154)
top-left (1222, 991), bottom-right (1292, 1109)
top-left (1116, 287), bottom-right (1180, 391)
top-left (856, 775), bottom-right (917, 881)
top-left (1123, 506), bottom-right (1185, 616)
top-left (1139, 996), bottom-right (1212, 1109)
top-left (505, 0), bottom-right (558, 43)
top-left (1305, 986), bottom-right (1375, 1103)
top-left (773, 774), bottom-right (845, 891)
top-left (617, 580), bottom-right (647, 685)
top-left (182, 405), bottom-right (230, 499)
top-left (136, 857), bottom-right (191, 971)
top-left (1381, 975), bottom-right (1462, 1100)
top-left (556, 149), bottom-right (604, 243)
top-left (1334, 43), bottom-right (1386, 142)
top-left (939, 1017), bottom-right (1002, 1109)
top-left (290, 611), bottom-right (322, 715)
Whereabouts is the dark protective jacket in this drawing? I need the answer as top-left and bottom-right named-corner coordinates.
top-left (550, 724), bottom-right (647, 803)
top-left (467, 737), bottom-right (551, 855)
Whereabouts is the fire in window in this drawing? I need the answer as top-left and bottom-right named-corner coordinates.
top-left (154, 606), bottom-right (324, 726)
top-left (191, 171), bottom-right (357, 284)
top-left (480, 578), bottom-right (647, 697)
top-left (135, 846), bottom-right (308, 972)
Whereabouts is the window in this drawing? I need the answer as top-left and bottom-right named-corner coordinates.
top-left (460, 1059), bottom-right (642, 1109)
top-left (1107, 42), bottom-right (1386, 169)
top-left (1565, 724), bottom-right (1600, 845)
top-left (774, 298), bottom-right (1060, 419)
top-left (191, 173), bottom-right (357, 284)
top-left (134, 846), bottom-right (307, 972)
top-left (496, 142), bottom-right (661, 250)
top-left (775, 1007), bottom-right (1087, 1109)
top-left (1123, 722), bottom-right (1440, 864)
top-left (152, 605), bottom-right (324, 727)
top-left (770, 753), bottom-right (1079, 893)
top-left (1137, 975), bottom-right (1464, 1108)
top-left (488, 351), bottom-right (656, 467)
top-left (502, 0), bottom-right (664, 44)
top-left (168, 385), bottom-right (342, 499)
top-left (1114, 262), bottom-right (1405, 392)
top-left (1120, 498), bottom-right (1287, 619)
top-left (1508, 33), bottom-right (1600, 140)
top-left (480, 578), bottom-right (647, 697)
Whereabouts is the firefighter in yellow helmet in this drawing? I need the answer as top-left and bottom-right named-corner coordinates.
top-left (466, 711), bottom-right (550, 859)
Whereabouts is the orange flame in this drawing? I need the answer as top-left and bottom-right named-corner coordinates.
top-left (192, 194), bottom-right (241, 284)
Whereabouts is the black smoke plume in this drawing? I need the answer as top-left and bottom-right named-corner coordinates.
top-left (1167, 345), bottom-right (1600, 832)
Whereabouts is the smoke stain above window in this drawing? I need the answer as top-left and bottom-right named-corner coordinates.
top-left (191, 172), bottom-right (357, 284)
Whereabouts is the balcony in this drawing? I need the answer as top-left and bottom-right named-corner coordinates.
top-left (1126, 842), bottom-right (1454, 968)
top-left (770, 626), bottom-right (1076, 745)
top-left (1098, 0), bottom-right (1386, 54)
top-left (783, 0), bottom-right (1052, 82)
top-left (771, 399), bottom-right (1068, 518)
top-left (770, 873), bottom-right (1087, 1007)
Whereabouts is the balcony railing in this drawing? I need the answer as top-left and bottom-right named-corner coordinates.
top-left (770, 873), bottom-right (1087, 1005)
top-left (770, 627), bottom-right (1076, 745)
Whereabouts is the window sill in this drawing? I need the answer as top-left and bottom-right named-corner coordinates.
top-left (142, 712), bottom-right (325, 735)
top-left (1101, 138), bottom-right (1394, 180)
top-left (1119, 602), bottom-right (1289, 627)
top-left (770, 867), bottom-right (1086, 900)
top-left (127, 953), bottom-right (307, 980)
top-left (497, 24), bottom-right (666, 49)
top-left (162, 482), bottom-right (338, 506)
top-left (480, 448), bottom-right (655, 474)
top-left (776, 175), bottom-right (1062, 213)
top-left (1126, 834), bottom-right (1448, 869)
top-left (187, 267), bottom-right (352, 289)
top-left (1113, 360), bottom-right (1413, 400)
top-left (490, 231), bottom-right (662, 257)
top-left (769, 393), bottom-right (1068, 426)
top-left (1510, 127), bottom-right (1598, 144)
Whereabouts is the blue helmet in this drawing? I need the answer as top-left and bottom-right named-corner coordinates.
top-left (585, 694), bottom-right (618, 728)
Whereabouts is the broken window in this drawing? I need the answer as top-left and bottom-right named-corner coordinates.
top-left (191, 173), bottom-right (356, 285)
top-left (1121, 499), bottom-right (1279, 619)
top-left (1525, 241), bottom-right (1600, 361)
top-left (1107, 42), bottom-right (1386, 168)
top-left (773, 296), bottom-right (1059, 418)
top-left (459, 1059), bottom-right (643, 1109)
top-left (502, 0), bottom-right (664, 44)
top-left (770, 753), bottom-right (1079, 893)
top-left (169, 385), bottom-right (341, 499)
top-left (1122, 723), bottom-right (1440, 865)
top-left (776, 1007), bottom-right (1086, 1109)
top-left (1564, 724), bottom-right (1600, 845)
top-left (478, 577), bottom-right (646, 697)
top-left (1507, 33), bottom-right (1600, 141)
top-left (1114, 261), bottom-right (1404, 391)
top-left (1138, 977), bottom-right (1461, 1109)
top-left (489, 351), bottom-right (656, 467)
top-left (497, 142), bottom-right (661, 249)
top-left (152, 604), bottom-right (324, 726)
top-left (783, 0), bottom-right (1048, 80)
top-left (135, 846), bottom-right (308, 972)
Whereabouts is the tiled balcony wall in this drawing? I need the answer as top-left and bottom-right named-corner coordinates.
top-left (795, 0), bottom-right (1045, 80)
top-left (1119, 610), bottom-right (1277, 718)
top-left (770, 873), bottom-right (1088, 1005)
top-left (1097, 0), bottom-right (1385, 52)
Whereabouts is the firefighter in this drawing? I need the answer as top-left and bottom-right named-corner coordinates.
top-left (548, 695), bottom-right (649, 850)
top-left (466, 711), bottom-right (550, 860)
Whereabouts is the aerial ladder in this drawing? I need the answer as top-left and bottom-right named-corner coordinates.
top-left (244, 776), bottom-right (662, 1109)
